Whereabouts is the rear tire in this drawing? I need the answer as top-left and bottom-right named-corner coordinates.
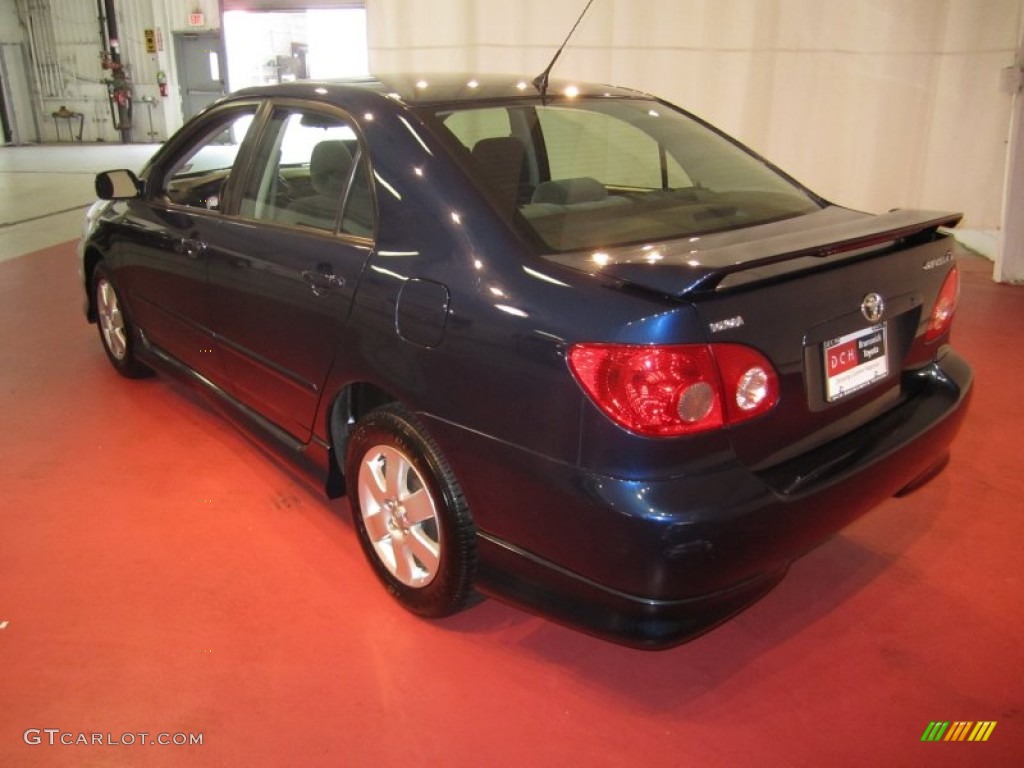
top-left (345, 403), bottom-right (477, 617)
top-left (92, 261), bottom-right (151, 379)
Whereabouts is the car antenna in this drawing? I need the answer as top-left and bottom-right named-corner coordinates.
top-left (532, 0), bottom-right (596, 103)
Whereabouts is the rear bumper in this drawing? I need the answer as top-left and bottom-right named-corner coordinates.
top-left (429, 349), bottom-right (972, 648)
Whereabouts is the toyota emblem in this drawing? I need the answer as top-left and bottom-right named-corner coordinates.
top-left (861, 293), bottom-right (885, 323)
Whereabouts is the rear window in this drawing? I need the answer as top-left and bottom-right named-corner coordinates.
top-left (426, 98), bottom-right (821, 252)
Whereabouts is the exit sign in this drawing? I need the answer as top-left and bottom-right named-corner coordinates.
top-left (187, 12), bottom-right (205, 27)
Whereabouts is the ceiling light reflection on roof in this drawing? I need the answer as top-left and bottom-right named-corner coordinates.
top-left (314, 87), bottom-right (328, 95)
top-left (467, 79), bottom-right (479, 88)
top-left (592, 251), bottom-right (610, 266)
top-left (415, 80), bottom-right (429, 89)
top-left (564, 85), bottom-right (580, 98)
top-left (451, 212), bottom-right (462, 224)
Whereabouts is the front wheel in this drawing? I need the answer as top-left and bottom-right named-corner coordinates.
top-left (345, 403), bottom-right (477, 617)
top-left (92, 262), bottom-right (151, 378)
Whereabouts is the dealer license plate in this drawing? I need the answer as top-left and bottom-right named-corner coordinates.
top-left (823, 323), bottom-right (889, 402)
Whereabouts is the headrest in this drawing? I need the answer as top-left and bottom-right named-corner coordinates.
top-left (310, 140), bottom-right (353, 196)
top-left (472, 136), bottom-right (525, 164)
top-left (532, 177), bottom-right (608, 205)
top-left (471, 137), bottom-right (526, 209)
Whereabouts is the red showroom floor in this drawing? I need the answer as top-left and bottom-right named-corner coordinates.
top-left (0, 243), bottom-right (1021, 767)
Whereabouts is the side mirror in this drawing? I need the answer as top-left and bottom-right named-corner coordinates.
top-left (95, 169), bottom-right (143, 200)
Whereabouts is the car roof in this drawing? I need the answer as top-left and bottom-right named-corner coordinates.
top-left (230, 73), bottom-right (650, 107)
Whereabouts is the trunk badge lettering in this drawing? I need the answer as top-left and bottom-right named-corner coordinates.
top-left (709, 316), bottom-right (745, 333)
top-left (923, 251), bottom-right (954, 270)
top-left (861, 293), bottom-right (885, 323)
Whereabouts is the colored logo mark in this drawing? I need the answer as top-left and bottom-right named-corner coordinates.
top-left (921, 721), bottom-right (996, 742)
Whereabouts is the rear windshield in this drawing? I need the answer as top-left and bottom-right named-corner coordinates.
top-left (423, 98), bottom-right (822, 252)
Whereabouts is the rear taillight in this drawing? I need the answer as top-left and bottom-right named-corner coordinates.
top-left (711, 344), bottom-right (780, 423)
top-left (924, 265), bottom-right (960, 343)
top-left (568, 343), bottom-right (779, 437)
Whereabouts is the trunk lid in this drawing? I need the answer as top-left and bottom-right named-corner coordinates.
top-left (541, 206), bottom-right (961, 298)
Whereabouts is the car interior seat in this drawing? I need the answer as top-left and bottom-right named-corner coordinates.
top-left (471, 136), bottom-right (529, 214)
top-left (287, 139), bottom-right (354, 229)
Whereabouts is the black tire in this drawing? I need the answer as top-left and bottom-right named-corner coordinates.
top-left (92, 261), bottom-right (151, 379)
top-left (345, 403), bottom-right (477, 617)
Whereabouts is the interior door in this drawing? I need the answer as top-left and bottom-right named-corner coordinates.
top-left (174, 32), bottom-right (227, 122)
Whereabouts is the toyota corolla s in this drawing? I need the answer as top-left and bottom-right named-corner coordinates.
top-left (79, 74), bottom-right (972, 648)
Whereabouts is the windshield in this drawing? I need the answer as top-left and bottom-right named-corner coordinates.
top-left (424, 98), bottom-right (822, 252)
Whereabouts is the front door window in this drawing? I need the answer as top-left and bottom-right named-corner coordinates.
top-left (159, 109), bottom-right (257, 211)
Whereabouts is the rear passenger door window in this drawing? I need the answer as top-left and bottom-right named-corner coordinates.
top-left (240, 106), bottom-right (374, 237)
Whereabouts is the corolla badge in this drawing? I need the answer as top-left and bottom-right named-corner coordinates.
top-left (861, 293), bottom-right (885, 323)
top-left (923, 251), bottom-right (954, 270)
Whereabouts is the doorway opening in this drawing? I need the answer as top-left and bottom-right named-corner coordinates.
top-left (222, 8), bottom-right (368, 93)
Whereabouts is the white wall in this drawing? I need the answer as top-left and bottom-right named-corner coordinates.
top-left (367, 0), bottom-right (1022, 236)
top-left (0, 1), bottom-right (21, 43)
top-left (996, 14), bottom-right (1024, 283)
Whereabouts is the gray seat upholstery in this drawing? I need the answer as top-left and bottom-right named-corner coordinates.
top-left (287, 140), bottom-right (353, 229)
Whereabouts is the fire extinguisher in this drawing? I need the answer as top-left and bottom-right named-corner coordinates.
top-left (157, 70), bottom-right (168, 97)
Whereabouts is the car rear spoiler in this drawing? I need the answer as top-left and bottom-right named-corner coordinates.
top-left (543, 208), bottom-right (963, 297)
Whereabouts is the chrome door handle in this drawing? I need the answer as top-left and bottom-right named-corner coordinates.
top-left (302, 267), bottom-right (345, 296)
top-left (175, 238), bottom-right (206, 259)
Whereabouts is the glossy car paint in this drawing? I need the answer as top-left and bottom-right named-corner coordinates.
top-left (80, 75), bottom-right (972, 647)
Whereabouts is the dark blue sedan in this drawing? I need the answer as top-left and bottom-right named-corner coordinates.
top-left (79, 74), bottom-right (972, 647)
